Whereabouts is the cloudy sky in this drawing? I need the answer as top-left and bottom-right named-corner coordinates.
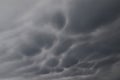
top-left (0, 0), bottom-right (120, 80)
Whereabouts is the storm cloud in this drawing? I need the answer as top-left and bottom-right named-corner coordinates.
top-left (0, 0), bottom-right (120, 80)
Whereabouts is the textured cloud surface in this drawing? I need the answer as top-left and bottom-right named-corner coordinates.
top-left (0, 0), bottom-right (120, 80)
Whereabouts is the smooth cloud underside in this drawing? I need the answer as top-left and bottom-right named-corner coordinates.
top-left (0, 0), bottom-right (120, 80)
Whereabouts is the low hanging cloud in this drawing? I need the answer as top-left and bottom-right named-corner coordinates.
top-left (0, 0), bottom-right (120, 80)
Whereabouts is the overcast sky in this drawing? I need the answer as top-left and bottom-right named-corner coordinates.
top-left (0, 0), bottom-right (120, 80)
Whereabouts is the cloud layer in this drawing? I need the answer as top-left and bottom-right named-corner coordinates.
top-left (0, 0), bottom-right (120, 80)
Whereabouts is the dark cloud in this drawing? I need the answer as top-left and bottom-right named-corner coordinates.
top-left (0, 0), bottom-right (120, 80)
top-left (53, 37), bottom-right (74, 56)
top-left (51, 11), bottom-right (66, 30)
top-left (28, 31), bottom-right (56, 49)
top-left (65, 0), bottom-right (120, 34)
top-left (54, 67), bottom-right (64, 73)
top-left (61, 43), bottom-right (95, 68)
top-left (19, 43), bottom-right (41, 56)
top-left (37, 67), bottom-right (50, 75)
top-left (17, 30), bottom-right (57, 57)
top-left (45, 57), bottom-right (59, 67)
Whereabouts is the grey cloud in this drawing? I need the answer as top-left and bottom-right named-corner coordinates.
top-left (51, 11), bottom-right (66, 30)
top-left (45, 57), bottom-right (59, 67)
top-left (53, 37), bottom-right (74, 56)
top-left (65, 0), bottom-right (120, 34)
top-left (16, 29), bottom-right (57, 57)
top-left (0, 0), bottom-right (120, 80)
top-left (61, 43), bottom-right (94, 68)
top-left (0, 59), bottom-right (33, 78)
top-left (60, 17), bottom-right (120, 69)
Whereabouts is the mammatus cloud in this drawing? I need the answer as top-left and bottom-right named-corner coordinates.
top-left (0, 0), bottom-right (120, 80)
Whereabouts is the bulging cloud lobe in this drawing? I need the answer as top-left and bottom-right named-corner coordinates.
top-left (0, 0), bottom-right (120, 80)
